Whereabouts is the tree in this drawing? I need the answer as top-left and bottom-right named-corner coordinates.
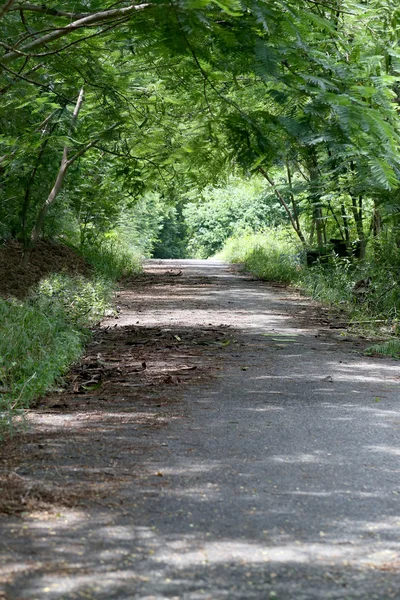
top-left (1, 0), bottom-right (400, 263)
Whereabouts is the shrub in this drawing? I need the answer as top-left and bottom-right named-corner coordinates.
top-left (80, 240), bottom-right (142, 280)
top-left (221, 229), bottom-right (301, 284)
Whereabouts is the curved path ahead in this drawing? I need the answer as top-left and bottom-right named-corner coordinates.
top-left (2, 259), bottom-right (400, 599)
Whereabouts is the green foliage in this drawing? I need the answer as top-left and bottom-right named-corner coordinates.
top-left (299, 257), bottom-right (355, 307)
top-left (80, 240), bottom-right (142, 281)
top-left (184, 178), bottom-right (286, 258)
top-left (152, 203), bottom-right (188, 259)
top-left (0, 295), bottom-right (84, 434)
top-left (221, 229), bottom-right (301, 283)
top-left (2, 0), bottom-right (400, 421)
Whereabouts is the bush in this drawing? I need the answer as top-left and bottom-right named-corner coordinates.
top-left (221, 229), bottom-right (301, 284)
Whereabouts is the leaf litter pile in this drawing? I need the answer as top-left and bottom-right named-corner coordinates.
top-left (0, 239), bottom-right (90, 299)
top-left (0, 315), bottom-right (236, 516)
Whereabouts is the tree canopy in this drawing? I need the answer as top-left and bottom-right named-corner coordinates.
top-left (1, 0), bottom-right (400, 259)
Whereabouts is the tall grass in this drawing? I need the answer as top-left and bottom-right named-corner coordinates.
top-left (79, 240), bottom-right (142, 280)
top-left (298, 256), bottom-right (355, 307)
top-left (221, 229), bottom-right (301, 284)
top-left (222, 228), bottom-right (400, 356)
top-left (0, 296), bottom-right (83, 429)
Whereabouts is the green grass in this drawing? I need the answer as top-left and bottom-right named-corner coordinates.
top-left (0, 241), bottom-right (143, 439)
top-left (221, 229), bottom-right (400, 358)
top-left (298, 256), bottom-right (355, 307)
top-left (221, 230), bottom-right (301, 284)
top-left (0, 294), bottom-right (84, 433)
top-left (80, 240), bottom-right (142, 280)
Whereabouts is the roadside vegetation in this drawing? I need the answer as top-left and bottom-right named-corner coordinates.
top-left (0, 241), bottom-right (141, 437)
top-left (2, 1), bottom-right (400, 433)
top-left (221, 226), bottom-right (400, 349)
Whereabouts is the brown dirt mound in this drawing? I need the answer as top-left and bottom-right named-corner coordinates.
top-left (0, 240), bottom-right (91, 299)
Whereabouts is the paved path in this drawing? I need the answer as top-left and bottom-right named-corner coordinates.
top-left (2, 260), bottom-right (400, 599)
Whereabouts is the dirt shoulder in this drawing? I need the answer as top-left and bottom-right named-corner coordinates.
top-left (0, 264), bottom-right (236, 516)
top-left (0, 240), bottom-right (90, 299)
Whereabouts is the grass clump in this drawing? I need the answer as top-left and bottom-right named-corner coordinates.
top-left (221, 229), bottom-right (301, 284)
top-left (80, 240), bottom-right (142, 280)
top-left (0, 240), bottom-right (142, 438)
top-left (0, 294), bottom-right (84, 432)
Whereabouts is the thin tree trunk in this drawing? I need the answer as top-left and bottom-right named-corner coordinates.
top-left (286, 159), bottom-right (301, 233)
top-left (326, 201), bottom-right (345, 241)
top-left (21, 133), bottom-right (54, 246)
top-left (22, 88), bottom-right (85, 267)
top-left (340, 203), bottom-right (350, 245)
top-left (306, 151), bottom-right (324, 247)
top-left (372, 202), bottom-right (381, 237)
top-left (259, 167), bottom-right (306, 245)
top-left (350, 193), bottom-right (366, 258)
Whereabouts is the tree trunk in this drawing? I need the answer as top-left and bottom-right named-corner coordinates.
top-left (306, 151), bottom-right (325, 247)
top-left (259, 167), bottom-right (306, 245)
top-left (286, 160), bottom-right (301, 233)
top-left (22, 88), bottom-right (85, 267)
top-left (350, 193), bottom-right (366, 259)
top-left (21, 134), bottom-right (54, 247)
top-left (340, 203), bottom-right (350, 245)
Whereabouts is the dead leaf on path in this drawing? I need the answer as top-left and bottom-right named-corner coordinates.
top-left (169, 365), bottom-right (197, 373)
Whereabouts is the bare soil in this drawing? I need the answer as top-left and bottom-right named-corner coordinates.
top-left (0, 240), bottom-right (90, 299)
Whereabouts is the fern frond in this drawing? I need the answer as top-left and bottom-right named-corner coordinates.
top-left (365, 339), bottom-right (400, 358)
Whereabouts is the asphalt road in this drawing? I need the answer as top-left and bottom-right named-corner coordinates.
top-left (2, 259), bottom-right (400, 599)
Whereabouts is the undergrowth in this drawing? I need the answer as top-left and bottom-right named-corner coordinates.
top-left (79, 240), bottom-right (142, 280)
top-left (0, 241), bottom-right (142, 439)
top-left (221, 230), bottom-right (301, 284)
top-left (221, 230), bottom-right (400, 358)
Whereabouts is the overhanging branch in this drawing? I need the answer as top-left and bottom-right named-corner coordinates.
top-left (2, 3), bottom-right (152, 63)
top-left (0, 0), bottom-right (16, 19)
